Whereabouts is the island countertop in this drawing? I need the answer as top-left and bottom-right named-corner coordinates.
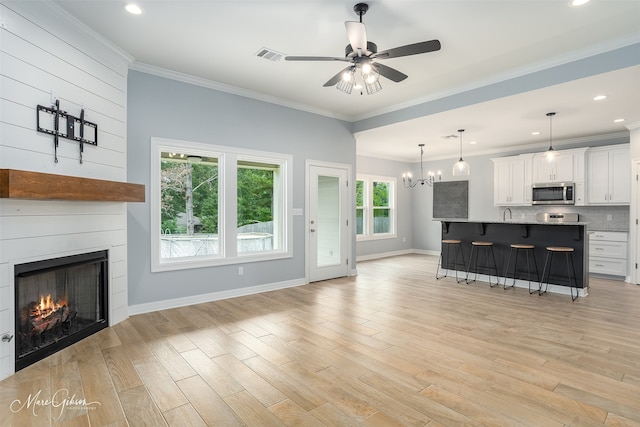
top-left (435, 218), bottom-right (590, 226)
top-left (438, 220), bottom-right (588, 294)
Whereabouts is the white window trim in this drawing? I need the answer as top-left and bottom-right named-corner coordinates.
top-left (150, 137), bottom-right (293, 272)
top-left (356, 174), bottom-right (397, 241)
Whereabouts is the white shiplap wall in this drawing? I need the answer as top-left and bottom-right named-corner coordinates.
top-left (0, 2), bottom-right (133, 379)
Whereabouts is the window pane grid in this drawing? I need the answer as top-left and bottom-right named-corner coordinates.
top-left (356, 176), bottom-right (395, 239)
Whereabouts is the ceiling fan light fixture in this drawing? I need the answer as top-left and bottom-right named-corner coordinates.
top-left (336, 68), bottom-right (355, 94)
top-left (364, 77), bottom-right (382, 95)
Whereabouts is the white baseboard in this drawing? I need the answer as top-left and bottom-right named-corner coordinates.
top-left (412, 249), bottom-right (440, 256)
top-left (455, 272), bottom-right (588, 297)
top-left (128, 278), bottom-right (307, 315)
top-left (356, 249), bottom-right (438, 262)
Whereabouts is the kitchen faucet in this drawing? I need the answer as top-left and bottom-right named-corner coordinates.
top-left (502, 207), bottom-right (512, 222)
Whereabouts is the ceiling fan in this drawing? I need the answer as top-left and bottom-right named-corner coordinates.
top-left (285, 3), bottom-right (441, 94)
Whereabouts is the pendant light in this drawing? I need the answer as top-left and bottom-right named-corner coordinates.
top-left (545, 112), bottom-right (556, 163)
top-left (452, 129), bottom-right (470, 176)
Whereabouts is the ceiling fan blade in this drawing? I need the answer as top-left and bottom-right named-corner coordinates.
top-left (373, 39), bottom-right (441, 60)
top-left (323, 67), bottom-right (352, 87)
top-left (345, 21), bottom-right (367, 55)
top-left (373, 63), bottom-right (408, 83)
top-left (285, 56), bottom-right (351, 62)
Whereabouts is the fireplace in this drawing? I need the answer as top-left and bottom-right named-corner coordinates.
top-left (14, 250), bottom-right (109, 371)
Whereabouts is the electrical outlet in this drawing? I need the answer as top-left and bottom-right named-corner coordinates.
top-left (238, 266), bottom-right (244, 276)
top-left (607, 214), bottom-right (612, 221)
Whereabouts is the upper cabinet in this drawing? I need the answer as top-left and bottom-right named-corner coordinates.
top-left (492, 154), bottom-right (532, 206)
top-left (587, 144), bottom-right (630, 205)
top-left (532, 152), bottom-right (574, 183)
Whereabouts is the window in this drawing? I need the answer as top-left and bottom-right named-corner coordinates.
top-left (355, 179), bottom-right (366, 236)
top-left (356, 175), bottom-right (396, 240)
top-left (237, 158), bottom-right (282, 254)
top-left (151, 138), bottom-right (292, 272)
top-left (160, 152), bottom-right (220, 258)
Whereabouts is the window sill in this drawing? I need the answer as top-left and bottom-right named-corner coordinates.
top-left (151, 251), bottom-right (293, 273)
top-left (356, 233), bottom-right (397, 242)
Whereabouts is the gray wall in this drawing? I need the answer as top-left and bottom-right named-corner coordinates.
top-left (355, 155), bottom-right (414, 257)
top-left (411, 153), bottom-right (496, 252)
top-left (127, 70), bottom-right (355, 306)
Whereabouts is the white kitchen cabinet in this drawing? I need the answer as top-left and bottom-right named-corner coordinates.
top-left (533, 152), bottom-right (574, 183)
top-left (589, 231), bottom-right (628, 277)
top-left (492, 155), bottom-right (531, 206)
top-left (587, 145), bottom-right (630, 205)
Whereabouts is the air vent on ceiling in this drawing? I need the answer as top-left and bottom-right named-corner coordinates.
top-left (255, 47), bottom-right (284, 62)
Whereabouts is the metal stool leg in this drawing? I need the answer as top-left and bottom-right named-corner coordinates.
top-left (503, 247), bottom-right (516, 290)
top-left (489, 245), bottom-right (500, 288)
top-left (436, 244), bottom-right (447, 280)
top-left (530, 249), bottom-right (540, 290)
top-left (567, 252), bottom-right (578, 301)
top-left (538, 251), bottom-right (552, 295)
top-left (466, 244), bottom-right (477, 284)
top-left (455, 244), bottom-right (467, 284)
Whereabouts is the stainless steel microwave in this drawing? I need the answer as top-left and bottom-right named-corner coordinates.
top-left (532, 182), bottom-right (575, 205)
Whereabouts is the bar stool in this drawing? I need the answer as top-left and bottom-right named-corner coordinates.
top-left (466, 241), bottom-right (500, 287)
top-left (436, 239), bottom-right (467, 283)
top-left (539, 246), bottom-right (578, 301)
top-left (502, 244), bottom-right (539, 293)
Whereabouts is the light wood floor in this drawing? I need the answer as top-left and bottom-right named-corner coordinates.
top-left (2, 254), bottom-right (640, 426)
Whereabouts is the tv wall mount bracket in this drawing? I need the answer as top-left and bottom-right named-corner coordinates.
top-left (36, 99), bottom-right (98, 164)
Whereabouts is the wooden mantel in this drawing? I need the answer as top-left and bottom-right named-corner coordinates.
top-left (0, 169), bottom-right (145, 202)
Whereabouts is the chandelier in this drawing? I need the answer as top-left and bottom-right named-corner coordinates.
top-left (403, 144), bottom-right (441, 188)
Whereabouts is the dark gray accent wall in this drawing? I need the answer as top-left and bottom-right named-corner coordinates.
top-left (126, 70), bottom-right (355, 306)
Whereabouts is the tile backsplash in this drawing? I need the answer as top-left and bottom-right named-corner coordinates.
top-left (501, 205), bottom-right (629, 231)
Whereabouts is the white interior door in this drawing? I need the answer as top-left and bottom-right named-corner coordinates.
top-left (308, 164), bottom-right (350, 282)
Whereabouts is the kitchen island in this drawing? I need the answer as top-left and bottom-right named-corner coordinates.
top-left (439, 220), bottom-right (588, 296)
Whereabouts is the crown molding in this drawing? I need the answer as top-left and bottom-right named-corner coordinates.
top-left (129, 62), bottom-right (351, 122)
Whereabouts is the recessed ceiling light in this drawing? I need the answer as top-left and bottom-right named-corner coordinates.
top-left (123, 3), bottom-right (143, 15)
top-left (571, 0), bottom-right (590, 6)
top-left (593, 95), bottom-right (607, 101)
top-left (614, 118), bottom-right (625, 123)
top-left (470, 141), bottom-right (477, 145)
top-left (531, 131), bottom-right (540, 135)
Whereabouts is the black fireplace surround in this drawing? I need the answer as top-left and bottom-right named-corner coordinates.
top-left (14, 250), bottom-right (108, 371)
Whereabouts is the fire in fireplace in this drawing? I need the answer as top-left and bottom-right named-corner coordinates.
top-left (14, 250), bottom-right (108, 371)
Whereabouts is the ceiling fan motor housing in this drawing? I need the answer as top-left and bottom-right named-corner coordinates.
top-left (345, 41), bottom-right (377, 58)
